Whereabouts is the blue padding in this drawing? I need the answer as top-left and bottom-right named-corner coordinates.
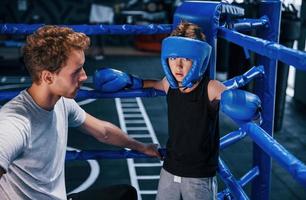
top-left (230, 16), bottom-right (269, 31)
top-left (161, 36), bottom-right (212, 88)
top-left (0, 24), bottom-right (43, 34)
top-left (220, 130), bottom-right (246, 150)
top-left (218, 27), bottom-right (306, 71)
top-left (238, 167), bottom-right (260, 188)
top-left (0, 88), bottom-right (166, 102)
top-left (0, 23), bottom-right (173, 35)
top-left (242, 122), bottom-right (306, 187)
top-left (252, 2), bottom-right (281, 198)
top-left (218, 166), bottom-right (259, 199)
top-left (76, 89), bottom-right (165, 101)
top-left (223, 65), bottom-right (265, 89)
top-left (0, 90), bottom-right (20, 102)
top-left (65, 148), bottom-right (166, 161)
top-left (218, 158), bottom-right (250, 199)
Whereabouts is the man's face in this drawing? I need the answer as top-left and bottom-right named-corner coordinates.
top-left (50, 49), bottom-right (87, 98)
top-left (168, 57), bottom-right (193, 86)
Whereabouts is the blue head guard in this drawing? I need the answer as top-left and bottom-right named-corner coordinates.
top-left (161, 36), bottom-right (212, 88)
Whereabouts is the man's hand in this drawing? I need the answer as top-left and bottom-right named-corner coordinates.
top-left (0, 166), bottom-right (5, 179)
top-left (140, 143), bottom-right (161, 159)
top-left (79, 114), bottom-right (162, 160)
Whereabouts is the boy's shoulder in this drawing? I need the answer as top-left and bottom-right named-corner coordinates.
top-left (208, 79), bottom-right (226, 101)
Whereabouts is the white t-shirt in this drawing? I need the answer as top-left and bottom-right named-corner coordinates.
top-left (0, 90), bottom-right (86, 200)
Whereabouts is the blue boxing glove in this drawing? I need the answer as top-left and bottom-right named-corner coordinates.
top-left (93, 68), bottom-right (143, 92)
top-left (221, 89), bottom-right (262, 124)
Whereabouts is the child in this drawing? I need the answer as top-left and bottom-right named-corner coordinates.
top-left (147, 21), bottom-right (225, 200)
top-left (94, 21), bottom-right (226, 199)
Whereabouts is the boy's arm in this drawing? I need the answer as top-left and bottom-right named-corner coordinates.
top-left (208, 80), bottom-right (227, 101)
top-left (143, 77), bottom-right (168, 92)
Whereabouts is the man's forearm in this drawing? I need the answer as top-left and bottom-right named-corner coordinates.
top-left (80, 114), bottom-right (147, 153)
top-left (103, 122), bottom-right (145, 151)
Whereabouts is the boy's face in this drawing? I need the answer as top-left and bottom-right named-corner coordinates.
top-left (50, 49), bottom-right (87, 98)
top-left (168, 57), bottom-right (193, 85)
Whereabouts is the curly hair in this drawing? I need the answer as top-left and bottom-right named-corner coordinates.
top-left (23, 25), bottom-right (90, 83)
top-left (170, 21), bottom-right (206, 41)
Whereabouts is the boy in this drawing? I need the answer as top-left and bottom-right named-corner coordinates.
top-left (94, 21), bottom-right (225, 199)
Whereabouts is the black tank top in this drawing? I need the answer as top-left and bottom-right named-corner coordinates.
top-left (164, 76), bottom-right (220, 177)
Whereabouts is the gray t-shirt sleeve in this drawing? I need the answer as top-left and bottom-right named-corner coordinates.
top-left (0, 117), bottom-right (28, 172)
top-left (64, 98), bottom-right (86, 127)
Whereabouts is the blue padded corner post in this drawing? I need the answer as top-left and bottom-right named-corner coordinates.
top-left (173, 1), bottom-right (222, 79)
top-left (252, 1), bottom-right (281, 200)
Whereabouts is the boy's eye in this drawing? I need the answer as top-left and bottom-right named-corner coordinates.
top-left (168, 57), bottom-right (191, 62)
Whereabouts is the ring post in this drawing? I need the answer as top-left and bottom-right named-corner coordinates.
top-left (252, 1), bottom-right (281, 199)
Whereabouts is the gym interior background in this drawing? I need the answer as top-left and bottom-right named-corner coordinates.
top-left (0, 0), bottom-right (305, 199)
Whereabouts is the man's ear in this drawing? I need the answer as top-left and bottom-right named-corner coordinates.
top-left (41, 70), bottom-right (54, 84)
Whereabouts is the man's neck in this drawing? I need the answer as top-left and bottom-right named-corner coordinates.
top-left (27, 83), bottom-right (60, 111)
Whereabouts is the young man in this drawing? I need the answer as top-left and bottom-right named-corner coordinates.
top-left (0, 25), bottom-right (160, 200)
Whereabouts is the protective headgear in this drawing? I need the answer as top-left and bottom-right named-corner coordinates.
top-left (161, 36), bottom-right (212, 88)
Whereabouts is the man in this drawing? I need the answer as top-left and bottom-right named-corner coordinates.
top-left (0, 25), bottom-right (160, 200)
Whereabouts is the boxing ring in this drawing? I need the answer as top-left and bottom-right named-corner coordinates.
top-left (1, 0), bottom-right (306, 199)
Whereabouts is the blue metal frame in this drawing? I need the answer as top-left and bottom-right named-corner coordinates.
top-left (252, 1), bottom-right (281, 199)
